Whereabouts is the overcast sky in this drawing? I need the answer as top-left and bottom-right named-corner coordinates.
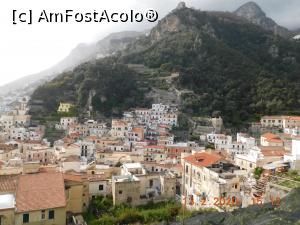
top-left (0, 0), bottom-right (299, 86)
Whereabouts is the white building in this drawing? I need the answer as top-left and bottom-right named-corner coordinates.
top-left (284, 137), bottom-right (300, 170)
top-left (80, 141), bottom-right (95, 162)
top-left (59, 117), bottom-right (78, 130)
top-left (260, 133), bottom-right (283, 147)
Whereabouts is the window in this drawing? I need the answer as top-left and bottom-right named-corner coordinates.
top-left (149, 180), bottom-right (153, 188)
top-left (232, 196), bottom-right (236, 203)
top-left (99, 184), bottom-right (104, 191)
top-left (119, 190), bottom-right (123, 194)
top-left (23, 213), bottom-right (29, 223)
top-left (48, 210), bottom-right (55, 220)
top-left (127, 196), bottom-right (132, 203)
top-left (41, 210), bottom-right (46, 220)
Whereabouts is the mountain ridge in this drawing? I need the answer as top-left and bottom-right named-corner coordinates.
top-left (30, 2), bottom-right (300, 127)
top-left (0, 31), bottom-right (145, 97)
top-left (233, 1), bottom-right (293, 38)
top-left (3, 1), bottom-right (298, 97)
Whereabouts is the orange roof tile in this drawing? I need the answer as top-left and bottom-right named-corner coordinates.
top-left (16, 173), bottom-right (66, 212)
top-left (0, 143), bottom-right (16, 151)
top-left (261, 133), bottom-right (278, 139)
top-left (286, 116), bottom-right (300, 121)
top-left (261, 150), bottom-right (286, 157)
top-left (184, 152), bottom-right (223, 167)
top-left (132, 127), bottom-right (144, 132)
top-left (261, 133), bottom-right (283, 143)
top-left (63, 155), bottom-right (81, 162)
top-left (63, 173), bottom-right (83, 182)
top-left (0, 175), bottom-right (18, 193)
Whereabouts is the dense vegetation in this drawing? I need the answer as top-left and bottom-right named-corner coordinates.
top-left (30, 7), bottom-right (300, 128)
top-left (121, 8), bottom-right (300, 127)
top-left (84, 195), bottom-right (216, 225)
top-left (30, 58), bottom-right (150, 118)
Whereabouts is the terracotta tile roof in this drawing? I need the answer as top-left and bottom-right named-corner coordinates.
top-left (184, 152), bottom-right (223, 168)
top-left (261, 133), bottom-right (283, 143)
top-left (16, 173), bottom-right (66, 212)
top-left (63, 173), bottom-right (84, 182)
top-left (146, 145), bottom-right (165, 149)
top-left (0, 175), bottom-right (18, 193)
top-left (39, 166), bottom-right (58, 173)
top-left (259, 146), bottom-right (285, 151)
top-left (132, 127), bottom-right (144, 132)
top-left (88, 174), bottom-right (108, 181)
top-left (285, 116), bottom-right (300, 121)
top-left (268, 139), bottom-right (283, 143)
top-left (261, 150), bottom-right (286, 157)
top-left (112, 119), bottom-right (127, 126)
top-left (62, 137), bottom-right (75, 144)
top-left (62, 155), bottom-right (81, 162)
top-left (69, 132), bottom-right (80, 138)
top-left (0, 144), bottom-right (15, 151)
top-left (261, 133), bottom-right (277, 139)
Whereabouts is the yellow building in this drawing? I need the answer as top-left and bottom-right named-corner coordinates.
top-left (112, 163), bottom-right (176, 206)
top-left (58, 103), bottom-right (73, 113)
top-left (64, 173), bottom-right (89, 214)
top-left (15, 172), bottom-right (67, 225)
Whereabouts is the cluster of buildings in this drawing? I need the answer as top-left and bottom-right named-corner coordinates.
top-left (182, 115), bottom-right (300, 210)
top-left (0, 103), bottom-right (183, 225)
top-left (260, 115), bottom-right (300, 135)
top-left (0, 98), bottom-right (42, 142)
top-left (1, 97), bottom-right (300, 225)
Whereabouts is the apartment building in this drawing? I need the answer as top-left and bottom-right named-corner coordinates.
top-left (15, 172), bottom-right (67, 225)
top-left (182, 152), bottom-right (246, 209)
top-left (260, 133), bottom-right (283, 147)
top-left (112, 163), bottom-right (176, 206)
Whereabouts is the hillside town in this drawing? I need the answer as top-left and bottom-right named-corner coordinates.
top-left (0, 96), bottom-right (299, 225)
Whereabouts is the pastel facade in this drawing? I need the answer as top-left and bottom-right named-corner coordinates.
top-left (182, 152), bottom-right (245, 209)
top-left (57, 103), bottom-right (73, 113)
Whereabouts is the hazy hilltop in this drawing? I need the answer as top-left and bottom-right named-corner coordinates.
top-left (0, 31), bottom-right (144, 96)
top-left (2, 1), bottom-right (298, 98)
top-left (29, 1), bottom-right (300, 128)
top-left (234, 1), bottom-right (293, 38)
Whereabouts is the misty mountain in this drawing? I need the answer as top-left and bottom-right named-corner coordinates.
top-left (234, 1), bottom-right (293, 38)
top-left (30, 1), bottom-right (300, 127)
top-left (0, 31), bottom-right (144, 96)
